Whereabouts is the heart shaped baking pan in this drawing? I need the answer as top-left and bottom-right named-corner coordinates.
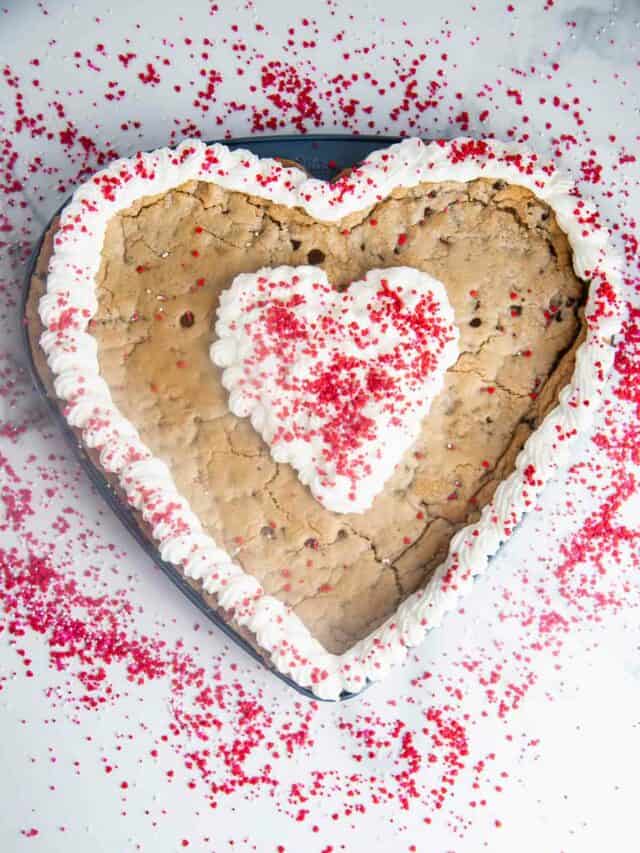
top-left (23, 135), bottom-right (621, 700)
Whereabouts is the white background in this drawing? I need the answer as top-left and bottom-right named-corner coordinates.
top-left (1, 1), bottom-right (639, 851)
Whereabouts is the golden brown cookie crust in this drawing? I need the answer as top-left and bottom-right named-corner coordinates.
top-left (34, 176), bottom-right (586, 654)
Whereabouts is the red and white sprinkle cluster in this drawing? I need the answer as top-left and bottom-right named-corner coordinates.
top-left (212, 265), bottom-right (458, 512)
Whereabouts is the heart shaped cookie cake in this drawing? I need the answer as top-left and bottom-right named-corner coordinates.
top-left (32, 138), bottom-right (621, 698)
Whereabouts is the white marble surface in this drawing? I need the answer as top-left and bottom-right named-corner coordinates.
top-left (1, 1), bottom-right (639, 851)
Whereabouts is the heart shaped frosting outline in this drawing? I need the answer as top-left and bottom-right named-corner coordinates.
top-left (39, 137), bottom-right (622, 699)
top-left (211, 265), bottom-right (459, 514)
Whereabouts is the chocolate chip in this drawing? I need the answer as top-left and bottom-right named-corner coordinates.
top-left (260, 526), bottom-right (275, 539)
top-left (307, 248), bottom-right (325, 265)
top-left (541, 210), bottom-right (550, 221)
top-left (566, 296), bottom-right (576, 307)
top-left (439, 236), bottom-right (451, 246)
top-left (469, 317), bottom-right (482, 328)
top-left (493, 180), bottom-right (506, 190)
top-left (547, 240), bottom-right (558, 259)
top-left (555, 310), bottom-right (563, 322)
top-left (337, 529), bottom-right (348, 540)
top-left (180, 311), bottom-right (195, 328)
top-left (290, 238), bottom-right (301, 251)
top-left (423, 206), bottom-right (433, 218)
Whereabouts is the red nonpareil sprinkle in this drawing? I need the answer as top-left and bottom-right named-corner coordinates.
top-left (138, 62), bottom-right (161, 86)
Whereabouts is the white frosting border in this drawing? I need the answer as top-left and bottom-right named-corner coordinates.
top-left (38, 137), bottom-right (622, 699)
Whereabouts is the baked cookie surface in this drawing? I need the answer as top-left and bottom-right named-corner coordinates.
top-left (91, 175), bottom-right (584, 654)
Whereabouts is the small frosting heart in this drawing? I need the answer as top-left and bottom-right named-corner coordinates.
top-left (211, 265), bottom-right (459, 513)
